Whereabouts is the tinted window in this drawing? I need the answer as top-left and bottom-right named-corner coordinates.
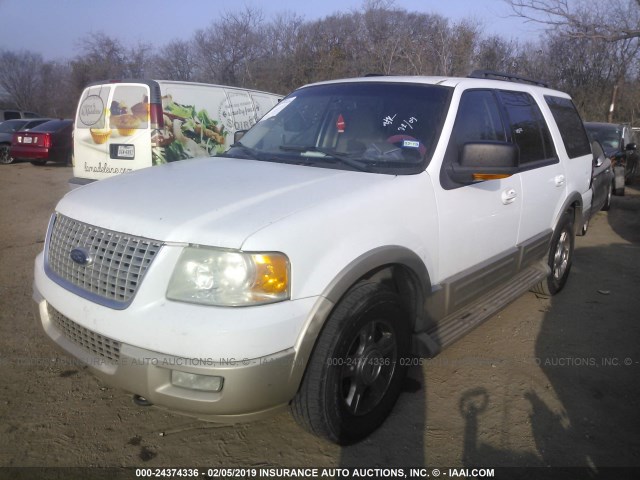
top-left (24, 119), bottom-right (51, 130)
top-left (0, 120), bottom-right (28, 133)
top-left (451, 90), bottom-right (506, 156)
top-left (4, 111), bottom-right (21, 120)
top-left (499, 91), bottom-right (555, 164)
top-left (545, 96), bottom-right (591, 158)
top-left (30, 120), bottom-right (73, 132)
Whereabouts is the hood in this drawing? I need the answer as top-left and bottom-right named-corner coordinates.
top-left (56, 156), bottom-right (396, 248)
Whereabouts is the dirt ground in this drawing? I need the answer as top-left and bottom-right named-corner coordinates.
top-left (1, 163), bottom-right (639, 476)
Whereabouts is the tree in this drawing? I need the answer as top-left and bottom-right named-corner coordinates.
top-left (506, 0), bottom-right (640, 120)
top-left (193, 7), bottom-right (265, 86)
top-left (151, 39), bottom-right (197, 81)
top-left (0, 50), bottom-right (44, 111)
top-left (505, 0), bottom-right (640, 41)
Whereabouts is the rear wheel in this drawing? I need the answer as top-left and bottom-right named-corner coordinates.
top-left (291, 282), bottom-right (410, 444)
top-left (532, 211), bottom-right (574, 296)
top-left (0, 144), bottom-right (14, 164)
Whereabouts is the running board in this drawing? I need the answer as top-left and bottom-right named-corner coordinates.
top-left (413, 262), bottom-right (550, 357)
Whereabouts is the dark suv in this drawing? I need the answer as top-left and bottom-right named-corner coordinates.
top-left (584, 122), bottom-right (638, 195)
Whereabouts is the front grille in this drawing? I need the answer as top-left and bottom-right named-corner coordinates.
top-left (46, 214), bottom-right (162, 308)
top-left (48, 304), bottom-right (121, 361)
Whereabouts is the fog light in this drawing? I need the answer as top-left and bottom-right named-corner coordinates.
top-left (171, 370), bottom-right (224, 392)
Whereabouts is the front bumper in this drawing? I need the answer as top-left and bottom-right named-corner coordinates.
top-left (33, 252), bottom-right (332, 422)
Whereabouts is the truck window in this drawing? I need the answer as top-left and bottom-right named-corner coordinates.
top-left (544, 95), bottom-right (591, 159)
top-left (499, 91), bottom-right (555, 164)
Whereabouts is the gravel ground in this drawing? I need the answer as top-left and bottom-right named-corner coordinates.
top-left (1, 163), bottom-right (639, 478)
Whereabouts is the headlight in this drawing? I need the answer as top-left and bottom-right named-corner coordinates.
top-left (166, 247), bottom-right (289, 306)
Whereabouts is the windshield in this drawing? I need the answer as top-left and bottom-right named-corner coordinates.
top-left (585, 124), bottom-right (622, 155)
top-left (225, 82), bottom-right (452, 174)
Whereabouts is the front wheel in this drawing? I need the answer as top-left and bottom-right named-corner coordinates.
top-left (532, 211), bottom-right (574, 296)
top-left (291, 282), bottom-right (410, 444)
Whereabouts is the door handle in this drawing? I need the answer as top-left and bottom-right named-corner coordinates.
top-left (501, 188), bottom-right (518, 205)
top-left (555, 175), bottom-right (566, 187)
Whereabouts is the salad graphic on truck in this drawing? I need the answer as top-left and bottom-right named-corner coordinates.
top-left (72, 80), bottom-right (282, 187)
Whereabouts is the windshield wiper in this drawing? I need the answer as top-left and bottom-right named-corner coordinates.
top-left (279, 145), bottom-right (371, 172)
top-left (226, 142), bottom-right (259, 159)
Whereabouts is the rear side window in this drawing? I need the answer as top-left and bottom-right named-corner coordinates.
top-left (4, 111), bottom-right (21, 120)
top-left (544, 95), bottom-right (591, 158)
top-left (498, 91), bottom-right (555, 164)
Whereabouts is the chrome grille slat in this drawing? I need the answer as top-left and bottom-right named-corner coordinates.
top-left (46, 214), bottom-right (162, 307)
top-left (48, 304), bottom-right (121, 361)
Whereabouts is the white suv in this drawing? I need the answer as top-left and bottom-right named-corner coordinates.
top-left (33, 72), bottom-right (593, 444)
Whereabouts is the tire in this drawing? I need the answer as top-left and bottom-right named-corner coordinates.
top-left (0, 144), bottom-right (14, 164)
top-left (602, 183), bottom-right (612, 211)
top-left (291, 282), bottom-right (410, 444)
top-left (613, 167), bottom-right (625, 196)
top-left (30, 160), bottom-right (47, 166)
top-left (532, 211), bottom-right (574, 296)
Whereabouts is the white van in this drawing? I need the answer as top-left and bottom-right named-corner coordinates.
top-left (71, 80), bottom-right (282, 187)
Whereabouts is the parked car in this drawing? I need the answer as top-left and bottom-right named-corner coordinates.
top-left (581, 140), bottom-right (614, 234)
top-left (0, 109), bottom-right (41, 123)
top-left (0, 118), bottom-right (52, 164)
top-left (584, 122), bottom-right (638, 195)
top-left (34, 71), bottom-right (593, 444)
top-left (10, 119), bottom-right (73, 166)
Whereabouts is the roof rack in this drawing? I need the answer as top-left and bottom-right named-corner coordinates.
top-left (467, 70), bottom-right (549, 88)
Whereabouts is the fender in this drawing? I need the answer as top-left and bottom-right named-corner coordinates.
top-left (555, 191), bottom-right (583, 235)
top-left (288, 245), bottom-right (432, 391)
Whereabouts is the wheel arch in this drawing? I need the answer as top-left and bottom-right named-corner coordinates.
top-left (556, 191), bottom-right (582, 235)
top-left (288, 246), bottom-right (431, 394)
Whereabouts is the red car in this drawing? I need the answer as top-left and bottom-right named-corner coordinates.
top-left (10, 119), bottom-right (73, 166)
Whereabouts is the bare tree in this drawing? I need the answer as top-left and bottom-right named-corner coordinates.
top-left (475, 36), bottom-right (520, 72)
top-left (151, 40), bottom-right (198, 82)
top-left (505, 0), bottom-right (640, 41)
top-left (193, 6), bottom-right (265, 86)
top-left (0, 50), bottom-right (43, 111)
top-left (506, 0), bottom-right (640, 120)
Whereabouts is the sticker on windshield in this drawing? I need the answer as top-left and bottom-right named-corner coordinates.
top-left (382, 114), bottom-right (418, 132)
top-left (402, 140), bottom-right (420, 149)
top-left (260, 97), bottom-right (295, 122)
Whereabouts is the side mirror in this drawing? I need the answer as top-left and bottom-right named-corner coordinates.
top-left (449, 142), bottom-right (519, 184)
top-left (234, 130), bottom-right (247, 143)
top-left (625, 142), bottom-right (637, 151)
top-left (591, 140), bottom-right (606, 168)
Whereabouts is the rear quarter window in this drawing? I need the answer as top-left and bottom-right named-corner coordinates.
top-left (544, 95), bottom-right (591, 158)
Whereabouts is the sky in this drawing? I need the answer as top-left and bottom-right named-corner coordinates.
top-left (0, 0), bottom-right (543, 61)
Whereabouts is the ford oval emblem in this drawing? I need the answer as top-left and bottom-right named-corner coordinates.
top-left (70, 247), bottom-right (92, 266)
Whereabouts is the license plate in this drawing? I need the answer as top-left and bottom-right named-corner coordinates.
top-left (109, 144), bottom-right (135, 159)
top-left (23, 137), bottom-right (33, 144)
top-left (118, 145), bottom-right (134, 158)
